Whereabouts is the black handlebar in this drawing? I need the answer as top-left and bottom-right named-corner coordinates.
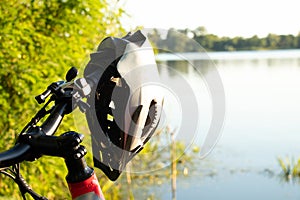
top-left (0, 143), bottom-right (31, 168)
top-left (0, 67), bottom-right (99, 200)
top-left (0, 96), bottom-right (70, 168)
top-left (0, 65), bottom-right (92, 169)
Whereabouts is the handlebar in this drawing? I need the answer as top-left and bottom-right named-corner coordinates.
top-left (0, 143), bottom-right (31, 168)
top-left (0, 99), bottom-right (70, 168)
top-left (0, 67), bottom-right (106, 200)
top-left (0, 66), bottom-right (91, 168)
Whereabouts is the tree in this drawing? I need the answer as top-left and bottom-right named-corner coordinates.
top-left (0, 0), bottom-right (124, 198)
top-left (165, 28), bottom-right (192, 52)
top-left (193, 26), bottom-right (208, 37)
top-left (278, 34), bottom-right (297, 49)
top-left (266, 33), bottom-right (280, 49)
top-left (298, 32), bottom-right (300, 48)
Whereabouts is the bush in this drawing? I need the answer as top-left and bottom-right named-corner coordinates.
top-left (0, 0), bottom-right (124, 199)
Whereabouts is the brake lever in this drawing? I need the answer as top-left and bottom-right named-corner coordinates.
top-left (35, 67), bottom-right (79, 104)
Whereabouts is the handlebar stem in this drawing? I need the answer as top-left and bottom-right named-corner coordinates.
top-left (18, 130), bottom-right (105, 200)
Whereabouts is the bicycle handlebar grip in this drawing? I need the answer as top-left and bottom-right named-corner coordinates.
top-left (35, 89), bottom-right (51, 104)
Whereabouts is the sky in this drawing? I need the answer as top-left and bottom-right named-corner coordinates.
top-left (118, 0), bottom-right (300, 38)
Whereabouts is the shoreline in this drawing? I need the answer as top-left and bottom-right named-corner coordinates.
top-left (156, 49), bottom-right (300, 61)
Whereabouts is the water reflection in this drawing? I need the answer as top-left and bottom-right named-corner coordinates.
top-left (158, 60), bottom-right (218, 76)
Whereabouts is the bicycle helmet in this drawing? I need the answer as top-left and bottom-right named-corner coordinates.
top-left (84, 30), bottom-right (163, 181)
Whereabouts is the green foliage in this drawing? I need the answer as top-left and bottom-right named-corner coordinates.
top-left (0, 0), bottom-right (125, 141)
top-left (0, 0), bottom-right (124, 199)
top-left (148, 27), bottom-right (300, 52)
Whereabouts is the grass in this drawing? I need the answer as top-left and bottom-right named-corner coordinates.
top-left (277, 157), bottom-right (300, 180)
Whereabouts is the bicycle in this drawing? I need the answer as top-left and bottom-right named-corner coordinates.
top-left (0, 30), bottom-right (163, 200)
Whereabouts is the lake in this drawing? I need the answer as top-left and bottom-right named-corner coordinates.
top-left (122, 49), bottom-right (300, 199)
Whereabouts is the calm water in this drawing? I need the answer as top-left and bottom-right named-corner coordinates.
top-left (128, 50), bottom-right (300, 199)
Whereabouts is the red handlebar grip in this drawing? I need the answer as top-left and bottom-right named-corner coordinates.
top-left (68, 173), bottom-right (105, 200)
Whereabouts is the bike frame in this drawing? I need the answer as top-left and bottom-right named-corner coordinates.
top-left (0, 68), bottom-right (105, 200)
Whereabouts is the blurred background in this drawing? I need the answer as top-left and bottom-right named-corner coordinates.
top-left (0, 0), bottom-right (300, 199)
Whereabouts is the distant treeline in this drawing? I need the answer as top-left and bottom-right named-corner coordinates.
top-left (147, 27), bottom-right (300, 52)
